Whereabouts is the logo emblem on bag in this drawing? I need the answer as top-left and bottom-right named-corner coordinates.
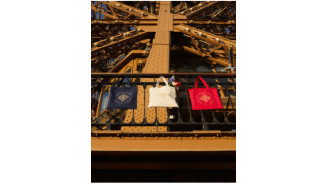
top-left (158, 93), bottom-right (167, 98)
top-left (114, 92), bottom-right (132, 104)
top-left (196, 92), bottom-right (214, 105)
top-left (117, 94), bottom-right (129, 102)
top-left (199, 94), bottom-right (211, 103)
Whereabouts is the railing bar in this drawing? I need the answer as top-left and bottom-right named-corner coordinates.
top-left (228, 93), bottom-right (236, 112)
top-left (106, 80), bottom-right (114, 129)
top-left (142, 82), bottom-right (147, 124)
top-left (200, 110), bottom-right (208, 130)
top-left (91, 73), bottom-right (236, 78)
top-left (225, 88), bottom-right (230, 110)
top-left (114, 77), bottom-right (122, 124)
top-left (131, 78), bottom-right (135, 124)
top-left (176, 89), bottom-right (182, 124)
top-left (92, 74), bottom-right (236, 130)
top-left (92, 123), bottom-right (236, 126)
top-left (92, 82), bottom-right (235, 86)
top-left (183, 88), bottom-right (194, 124)
top-left (211, 110), bottom-right (219, 124)
top-left (153, 75), bottom-right (158, 131)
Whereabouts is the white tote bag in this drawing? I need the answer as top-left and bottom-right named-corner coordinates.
top-left (148, 76), bottom-right (179, 108)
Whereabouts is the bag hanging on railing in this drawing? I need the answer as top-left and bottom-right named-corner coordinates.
top-left (108, 77), bottom-right (138, 109)
top-left (188, 76), bottom-right (223, 110)
top-left (148, 76), bottom-right (179, 108)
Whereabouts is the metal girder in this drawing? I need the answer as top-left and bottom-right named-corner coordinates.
top-left (184, 1), bottom-right (220, 18)
top-left (91, 31), bottom-right (149, 53)
top-left (91, 136), bottom-right (236, 151)
top-left (105, 1), bottom-right (158, 19)
top-left (109, 50), bottom-right (148, 72)
top-left (175, 24), bottom-right (236, 47)
top-left (182, 46), bottom-right (228, 66)
top-left (91, 39), bottom-right (148, 63)
top-left (92, 29), bottom-right (141, 47)
top-left (107, 3), bottom-right (118, 18)
top-left (91, 73), bottom-right (236, 77)
top-left (91, 19), bottom-right (233, 25)
top-left (91, 3), bottom-right (117, 19)
top-left (92, 19), bottom-right (158, 25)
top-left (211, 4), bottom-right (229, 19)
top-left (177, 19), bottom-right (234, 25)
top-left (190, 36), bottom-right (202, 54)
top-left (142, 1), bottom-right (172, 73)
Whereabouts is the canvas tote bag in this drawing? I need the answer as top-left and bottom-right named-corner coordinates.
top-left (108, 77), bottom-right (138, 109)
top-left (188, 76), bottom-right (223, 110)
top-left (148, 76), bottom-right (179, 108)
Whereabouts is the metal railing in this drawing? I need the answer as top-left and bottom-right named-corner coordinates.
top-left (91, 73), bottom-right (236, 132)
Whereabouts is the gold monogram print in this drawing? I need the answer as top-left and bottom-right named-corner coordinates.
top-left (158, 93), bottom-right (167, 98)
top-left (196, 92), bottom-right (214, 105)
top-left (199, 94), bottom-right (211, 103)
top-left (114, 92), bottom-right (133, 104)
top-left (117, 94), bottom-right (129, 102)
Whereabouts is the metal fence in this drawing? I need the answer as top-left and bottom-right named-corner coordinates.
top-left (91, 73), bottom-right (236, 131)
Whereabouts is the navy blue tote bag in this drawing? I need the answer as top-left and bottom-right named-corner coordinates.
top-left (108, 77), bottom-right (138, 109)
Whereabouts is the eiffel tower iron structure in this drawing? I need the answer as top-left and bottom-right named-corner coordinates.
top-left (91, 1), bottom-right (236, 151)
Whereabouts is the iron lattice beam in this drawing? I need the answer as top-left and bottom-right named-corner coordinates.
top-left (185, 1), bottom-right (220, 18)
top-left (92, 19), bottom-right (234, 25)
top-left (175, 24), bottom-right (236, 47)
top-left (182, 46), bottom-right (229, 66)
top-left (91, 31), bottom-right (149, 53)
top-left (104, 1), bottom-right (158, 19)
top-left (91, 2), bottom-right (117, 19)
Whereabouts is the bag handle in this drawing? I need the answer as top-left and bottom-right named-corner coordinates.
top-left (117, 77), bottom-right (132, 87)
top-left (155, 76), bottom-right (169, 88)
top-left (195, 76), bottom-right (209, 89)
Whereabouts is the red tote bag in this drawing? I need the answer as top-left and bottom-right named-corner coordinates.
top-left (188, 76), bottom-right (223, 110)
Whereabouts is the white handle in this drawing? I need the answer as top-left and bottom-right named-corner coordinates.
top-left (155, 76), bottom-right (169, 88)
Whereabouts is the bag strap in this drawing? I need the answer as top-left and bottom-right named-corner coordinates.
top-left (195, 76), bottom-right (209, 89)
top-left (117, 77), bottom-right (132, 87)
top-left (155, 76), bottom-right (169, 88)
